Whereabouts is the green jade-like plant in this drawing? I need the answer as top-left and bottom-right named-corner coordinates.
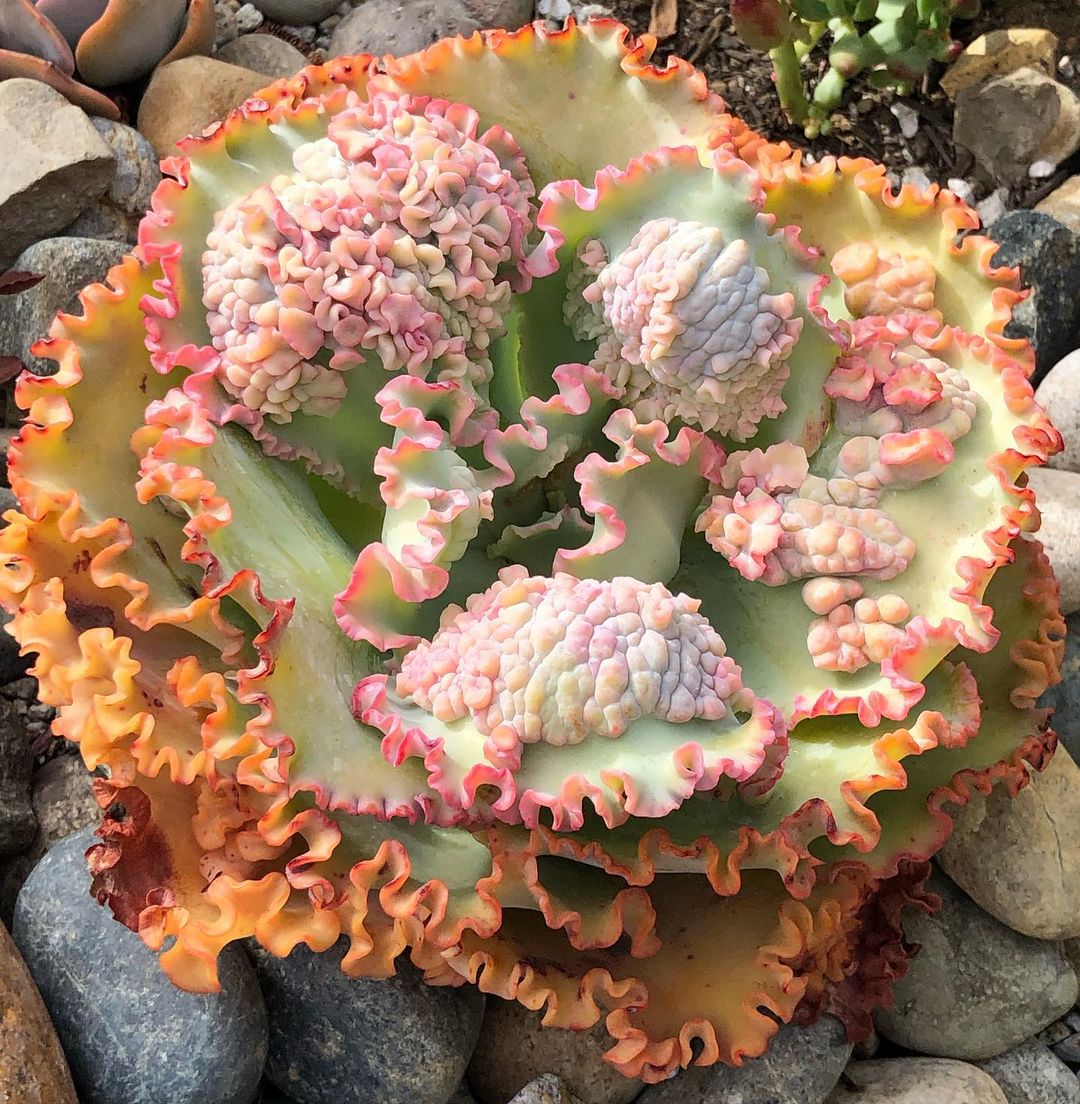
top-left (732, 0), bottom-right (978, 136)
top-left (0, 19), bottom-right (1063, 1084)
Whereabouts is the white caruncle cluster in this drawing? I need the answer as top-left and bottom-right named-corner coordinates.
top-left (568, 217), bottom-right (802, 440)
top-left (201, 92), bottom-right (534, 423)
top-left (395, 567), bottom-right (750, 751)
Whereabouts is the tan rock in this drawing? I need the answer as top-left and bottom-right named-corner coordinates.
top-left (938, 746), bottom-right (1080, 940)
top-left (1027, 467), bottom-right (1080, 614)
top-left (137, 56), bottom-right (269, 159)
top-left (0, 918), bottom-right (78, 1103)
top-left (954, 67), bottom-right (1080, 186)
top-left (1036, 348), bottom-right (1080, 472)
top-left (1036, 175), bottom-right (1080, 233)
top-left (0, 79), bottom-right (114, 271)
top-left (826, 1058), bottom-right (1007, 1103)
top-left (941, 28), bottom-right (1058, 100)
top-left (468, 997), bottom-right (642, 1104)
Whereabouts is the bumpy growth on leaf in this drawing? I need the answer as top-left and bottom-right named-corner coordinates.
top-left (0, 19), bottom-right (1063, 1084)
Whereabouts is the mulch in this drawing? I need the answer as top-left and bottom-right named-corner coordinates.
top-left (606, 0), bottom-right (1080, 206)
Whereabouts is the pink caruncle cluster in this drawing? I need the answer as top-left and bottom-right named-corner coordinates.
top-left (202, 92), bottom-right (535, 422)
top-left (568, 217), bottom-right (802, 439)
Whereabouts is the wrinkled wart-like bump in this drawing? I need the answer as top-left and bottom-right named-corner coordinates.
top-left (575, 218), bottom-right (801, 439)
top-left (832, 241), bottom-right (938, 319)
top-left (395, 566), bottom-right (751, 751)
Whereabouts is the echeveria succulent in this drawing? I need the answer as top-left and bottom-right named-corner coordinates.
top-left (0, 0), bottom-right (213, 118)
top-left (0, 20), bottom-right (1062, 1083)
top-left (731, 0), bottom-right (978, 136)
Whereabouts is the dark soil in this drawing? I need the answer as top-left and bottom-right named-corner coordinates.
top-left (605, 0), bottom-right (1080, 206)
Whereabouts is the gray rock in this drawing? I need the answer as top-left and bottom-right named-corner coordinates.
top-left (469, 996), bottom-right (641, 1104)
top-left (0, 81), bottom-right (114, 271)
top-left (1053, 1034), bottom-right (1080, 1067)
top-left (953, 68), bottom-right (1080, 187)
top-left (249, 938), bottom-right (484, 1104)
top-left (1038, 609), bottom-right (1080, 761)
top-left (988, 210), bottom-right (1080, 384)
top-left (509, 1076), bottom-right (585, 1104)
top-left (873, 871), bottom-right (1078, 1060)
top-left (0, 608), bottom-right (30, 685)
top-left (637, 1015), bottom-right (851, 1104)
top-left (0, 754), bottom-right (102, 924)
top-left (0, 238), bottom-right (129, 377)
top-left (12, 828), bottom-right (267, 1104)
top-left (936, 745), bottom-right (1080, 939)
top-left (1026, 468), bottom-right (1080, 614)
top-left (251, 0), bottom-right (340, 20)
top-left (978, 1040), bottom-right (1080, 1104)
top-left (60, 120), bottom-right (161, 243)
top-left (329, 0), bottom-right (534, 57)
top-left (0, 695), bottom-right (33, 858)
top-left (218, 33), bottom-right (309, 78)
top-left (826, 1058), bottom-right (1008, 1103)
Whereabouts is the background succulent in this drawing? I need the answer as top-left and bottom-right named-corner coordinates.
top-left (0, 0), bottom-right (213, 119)
top-left (0, 19), bottom-right (1062, 1083)
top-left (730, 0), bottom-right (980, 136)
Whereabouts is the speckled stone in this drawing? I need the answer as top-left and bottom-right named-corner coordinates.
top-left (978, 1040), bottom-right (1080, 1104)
top-left (508, 1075), bottom-right (585, 1104)
top-left (13, 828), bottom-right (267, 1104)
top-left (873, 871), bottom-right (1078, 1060)
top-left (825, 1059), bottom-right (1008, 1103)
top-left (0, 237), bottom-right (129, 376)
top-left (249, 939), bottom-right (484, 1104)
top-left (0, 918), bottom-right (78, 1104)
top-left (328, 0), bottom-right (533, 57)
top-left (988, 210), bottom-right (1080, 383)
top-left (469, 996), bottom-right (641, 1104)
top-left (61, 119), bottom-right (161, 243)
top-left (0, 754), bottom-right (102, 925)
top-left (937, 746), bottom-right (1080, 939)
top-left (0, 695), bottom-right (33, 858)
top-left (636, 1015), bottom-right (853, 1104)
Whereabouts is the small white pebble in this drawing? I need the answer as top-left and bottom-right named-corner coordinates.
top-left (1060, 55), bottom-right (1075, 78)
top-left (1030, 159), bottom-right (1057, 179)
top-left (537, 0), bottom-right (573, 19)
top-left (901, 166), bottom-right (933, 192)
top-left (947, 177), bottom-right (975, 203)
top-left (234, 2), bottom-right (263, 32)
top-left (890, 102), bottom-right (919, 140)
top-left (284, 23), bottom-right (317, 43)
top-left (976, 187), bottom-right (1009, 227)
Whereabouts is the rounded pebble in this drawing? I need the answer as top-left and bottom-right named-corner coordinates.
top-left (937, 746), bottom-right (1080, 939)
top-left (249, 939), bottom-right (484, 1104)
top-left (1027, 467), bottom-right (1080, 614)
top-left (469, 997), bottom-right (641, 1104)
top-left (12, 828), bottom-right (267, 1104)
top-left (637, 1015), bottom-right (853, 1104)
top-left (978, 1039), bottom-right (1080, 1104)
top-left (825, 1058), bottom-right (1008, 1103)
top-left (873, 871), bottom-right (1078, 1060)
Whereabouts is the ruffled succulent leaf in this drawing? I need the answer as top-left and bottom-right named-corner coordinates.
top-left (0, 21), bottom-right (1065, 1091)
